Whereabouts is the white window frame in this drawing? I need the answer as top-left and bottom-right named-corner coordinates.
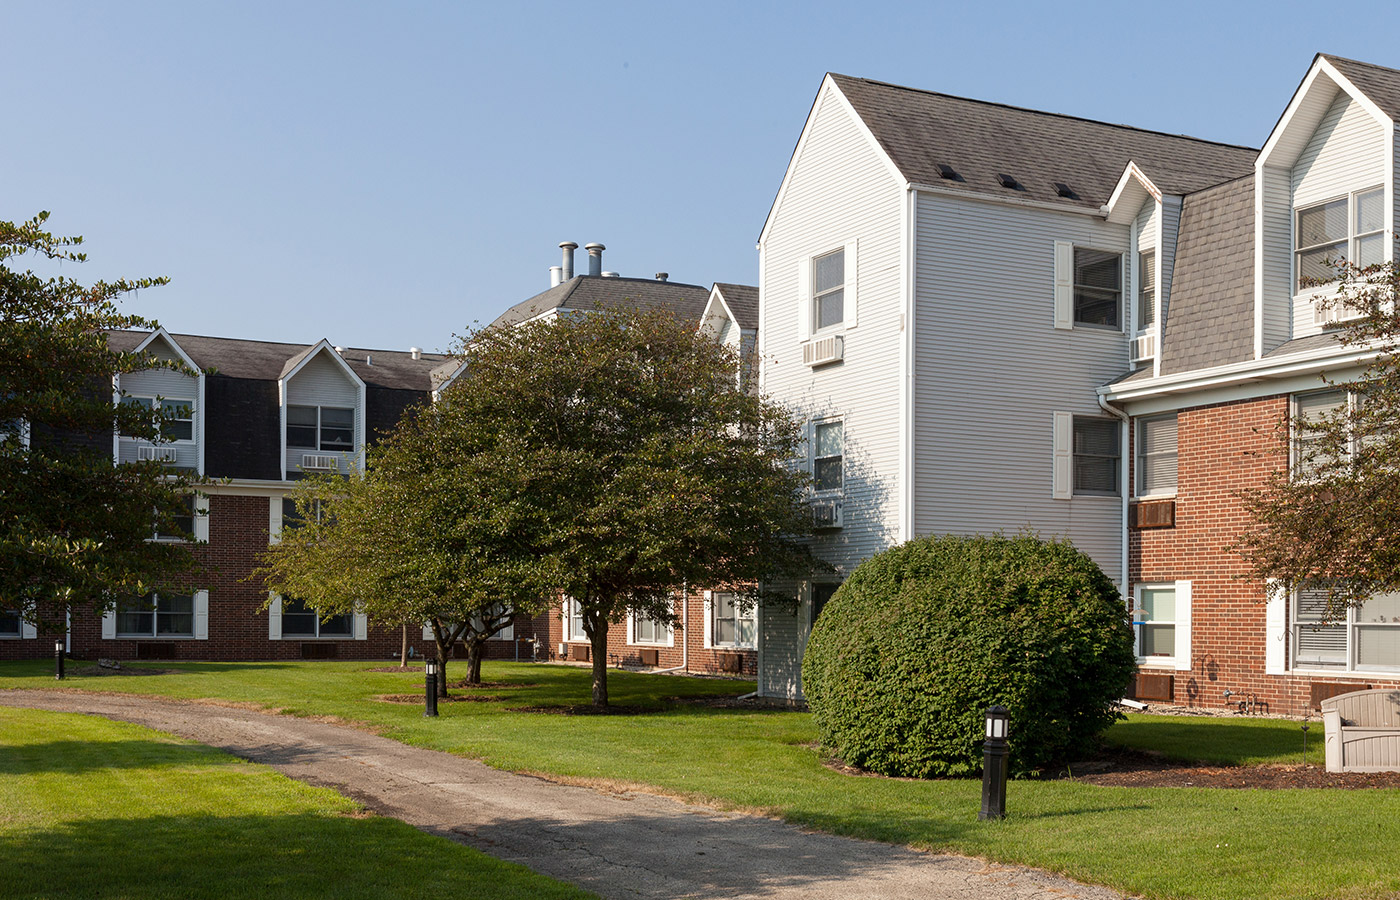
top-left (1135, 413), bottom-right (1178, 498)
top-left (151, 494), bottom-right (198, 543)
top-left (1072, 416), bottom-right (1121, 497)
top-left (277, 596), bottom-right (357, 639)
top-left (115, 592), bottom-right (196, 639)
top-left (286, 404), bottom-right (357, 453)
top-left (1137, 250), bottom-right (1156, 332)
top-left (0, 608), bottom-right (24, 638)
top-left (811, 247), bottom-right (845, 334)
top-left (566, 597), bottom-right (587, 642)
top-left (811, 417), bottom-right (844, 494)
top-left (628, 602), bottom-right (674, 647)
top-left (1292, 587), bottom-right (1400, 675)
top-left (1133, 581), bottom-right (1191, 671)
top-left (1294, 185), bottom-right (1386, 300)
top-left (119, 395), bottom-right (196, 444)
top-left (1290, 389), bottom-right (1354, 479)
top-left (797, 240), bottom-right (858, 342)
top-left (1072, 247), bottom-right (1123, 330)
top-left (707, 591), bottom-right (756, 650)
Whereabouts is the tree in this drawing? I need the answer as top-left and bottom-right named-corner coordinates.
top-left (1235, 261), bottom-right (1400, 620)
top-left (258, 399), bottom-right (560, 692)
top-left (0, 212), bottom-right (197, 630)
top-left (452, 306), bottom-right (818, 707)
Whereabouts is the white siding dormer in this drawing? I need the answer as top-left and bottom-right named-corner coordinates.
top-left (279, 342), bottom-right (366, 480)
top-left (115, 330), bottom-right (203, 475)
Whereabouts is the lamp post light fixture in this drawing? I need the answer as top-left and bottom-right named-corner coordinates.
top-left (424, 659), bottom-right (440, 718)
top-left (54, 640), bottom-right (65, 681)
top-left (979, 705), bottom-right (1010, 821)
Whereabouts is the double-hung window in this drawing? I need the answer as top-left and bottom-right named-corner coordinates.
top-left (0, 609), bottom-right (21, 637)
top-left (287, 406), bottom-right (355, 452)
top-left (117, 593), bottom-right (194, 638)
top-left (120, 396), bottom-right (194, 442)
top-left (1136, 414), bottom-right (1178, 496)
top-left (813, 421), bottom-right (843, 492)
top-left (1135, 585), bottom-right (1176, 660)
top-left (812, 249), bottom-right (844, 332)
top-left (1295, 187), bottom-right (1385, 293)
top-left (280, 597), bottom-right (353, 638)
top-left (567, 598), bottom-right (587, 642)
top-left (631, 606), bottom-right (671, 646)
top-left (710, 592), bottom-right (756, 648)
top-left (1138, 251), bottom-right (1156, 330)
top-left (1294, 586), bottom-right (1400, 672)
top-left (1292, 389), bottom-right (1350, 478)
top-left (152, 496), bottom-right (196, 542)
top-left (1073, 417), bottom-right (1120, 495)
top-left (1074, 249), bottom-right (1122, 328)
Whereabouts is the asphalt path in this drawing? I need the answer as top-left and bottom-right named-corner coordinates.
top-left (0, 689), bottom-right (1131, 900)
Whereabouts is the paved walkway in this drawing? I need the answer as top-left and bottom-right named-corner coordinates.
top-left (0, 690), bottom-right (1129, 900)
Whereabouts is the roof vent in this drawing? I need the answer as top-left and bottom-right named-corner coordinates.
top-left (1053, 182), bottom-right (1078, 199)
top-left (549, 265), bottom-right (563, 287)
top-left (333, 346), bottom-right (344, 354)
top-left (601, 271), bottom-right (620, 278)
top-left (996, 173), bottom-right (1022, 190)
top-left (559, 242), bottom-right (577, 280)
top-left (585, 242), bottom-right (605, 277)
top-left (365, 354), bottom-right (373, 366)
top-left (937, 163), bottom-right (958, 180)
top-left (655, 272), bottom-right (668, 282)
top-left (409, 347), bottom-right (422, 360)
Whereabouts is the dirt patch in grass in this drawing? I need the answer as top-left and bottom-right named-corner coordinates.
top-left (450, 681), bottom-right (538, 690)
top-left (71, 665), bottom-right (178, 677)
top-left (373, 694), bottom-right (505, 704)
top-left (506, 704), bottom-right (664, 716)
top-left (668, 695), bottom-right (795, 710)
top-left (364, 666), bottom-right (423, 673)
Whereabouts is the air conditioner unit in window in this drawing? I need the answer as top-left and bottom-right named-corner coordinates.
top-left (1312, 300), bottom-right (1362, 327)
top-left (802, 335), bottom-right (844, 367)
top-left (137, 444), bottom-right (178, 462)
top-left (301, 454), bottom-right (339, 472)
top-left (1132, 333), bottom-right (1156, 361)
top-left (812, 498), bottom-right (843, 530)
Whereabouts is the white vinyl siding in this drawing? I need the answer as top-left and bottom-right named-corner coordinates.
top-left (116, 363), bottom-right (199, 471)
top-left (283, 352), bottom-right (362, 477)
top-left (1258, 166), bottom-right (1294, 355)
top-left (916, 192), bottom-right (1128, 585)
top-left (759, 582), bottom-right (806, 699)
top-left (1157, 195), bottom-right (1182, 335)
top-left (1290, 91), bottom-right (1389, 339)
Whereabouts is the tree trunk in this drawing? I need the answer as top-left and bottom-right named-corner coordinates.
top-left (438, 655), bottom-right (449, 698)
top-left (400, 623), bottom-right (408, 668)
top-left (589, 616), bottom-right (609, 707)
top-left (464, 636), bottom-right (486, 685)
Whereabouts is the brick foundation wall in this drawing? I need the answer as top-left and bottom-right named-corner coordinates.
top-left (1130, 394), bottom-right (1400, 715)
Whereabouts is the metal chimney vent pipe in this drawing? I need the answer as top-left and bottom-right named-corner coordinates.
top-left (584, 242), bottom-right (605, 277)
top-left (410, 347), bottom-right (422, 360)
top-left (655, 272), bottom-right (668, 282)
top-left (549, 265), bottom-right (562, 287)
top-left (559, 242), bottom-right (578, 281)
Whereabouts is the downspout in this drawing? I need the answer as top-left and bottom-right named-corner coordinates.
top-left (652, 579), bottom-right (690, 674)
top-left (1098, 392), bottom-right (1131, 601)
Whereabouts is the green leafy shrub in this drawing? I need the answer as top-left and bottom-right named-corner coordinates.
top-left (802, 534), bottom-right (1135, 777)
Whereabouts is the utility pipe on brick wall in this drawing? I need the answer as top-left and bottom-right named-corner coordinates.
top-left (1098, 394), bottom-right (1131, 605)
top-left (652, 580), bottom-right (690, 674)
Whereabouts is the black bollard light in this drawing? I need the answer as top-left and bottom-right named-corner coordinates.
top-left (979, 705), bottom-right (1010, 821)
top-left (54, 640), bottom-right (65, 681)
top-left (424, 659), bottom-right (439, 718)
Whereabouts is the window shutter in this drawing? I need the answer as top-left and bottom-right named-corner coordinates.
top-left (194, 495), bottom-right (210, 542)
top-left (702, 591), bottom-right (713, 649)
top-left (20, 620), bottom-right (36, 640)
top-left (1052, 411), bottom-right (1073, 499)
top-left (268, 595), bottom-right (282, 640)
top-left (796, 256), bottom-right (811, 342)
top-left (1054, 240), bottom-right (1074, 330)
top-left (101, 609), bottom-right (116, 640)
top-left (1174, 579), bottom-right (1192, 671)
top-left (267, 496), bottom-right (282, 545)
top-left (1265, 580), bottom-right (1287, 675)
top-left (844, 240), bottom-right (858, 329)
top-left (194, 590), bottom-right (209, 640)
top-left (422, 622), bottom-right (434, 641)
top-left (354, 611), bottom-right (368, 641)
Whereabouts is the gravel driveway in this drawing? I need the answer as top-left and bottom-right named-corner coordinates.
top-left (0, 689), bottom-right (1130, 900)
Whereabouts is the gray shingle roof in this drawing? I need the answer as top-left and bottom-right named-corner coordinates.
top-left (1262, 332), bottom-right (1346, 358)
top-left (713, 283), bottom-right (759, 330)
top-left (1159, 176), bottom-right (1257, 376)
top-left (490, 275), bottom-right (712, 328)
top-left (1325, 55), bottom-right (1400, 123)
top-left (107, 331), bottom-right (447, 390)
top-left (829, 74), bottom-right (1258, 209)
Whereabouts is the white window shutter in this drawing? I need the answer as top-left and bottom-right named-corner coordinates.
top-left (844, 240), bottom-right (858, 329)
top-left (101, 608), bottom-right (116, 640)
top-left (1052, 412), bottom-right (1073, 499)
top-left (422, 622), bottom-right (434, 641)
top-left (1173, 579), bottom-right (1192, 671)
top-left (796, 256), bottom-right (811, 342)
top-left (268, 595), bottom-right (282, 640)
top-left (267, 496), bottom-right (282, 545)
top-left (1265, 580), bottom-right (1288, 675)
top-left (20, 620), bottom-right (36, 640)
top-left (194, 590), bottom-right (209, 640)
top-left (1054, 240), bottom-right (1074, 330)
top-left (703, 591), bottom-right (713, 649)
top-left (194, 495), bottom-right (210, 542)
top-left (354, 611), bottom-right (368, 641)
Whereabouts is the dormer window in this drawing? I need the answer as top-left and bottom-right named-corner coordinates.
top-left (287, 406), bottom-right (354, 452)
top-left (120, 397), bottom-right (194, 442)
top-left (1295, 187), bottom-right (1384, 292)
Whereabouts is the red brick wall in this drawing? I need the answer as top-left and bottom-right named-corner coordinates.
top-left (1130, 394), bottom-right (1400, 714)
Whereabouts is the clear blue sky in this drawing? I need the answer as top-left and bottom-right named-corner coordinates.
top-left (7, 0), bottom-right (1400, 353)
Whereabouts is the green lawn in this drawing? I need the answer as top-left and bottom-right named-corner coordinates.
top-left (1106, 712), bottom-right (1322, 767)
top-left (0, 706), bottom-right (595, 900)
top-left (2, 659), bottom-right (1396, 900)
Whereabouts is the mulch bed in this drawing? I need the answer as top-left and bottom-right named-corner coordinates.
top-left (450, 681), bottom-right (538, 690)
top-left (71, 665), bottom-right (177, 677)
top-left (374, 694), bottom-right (505, 704)
top-left (505, 705), bottom-right (664, 716)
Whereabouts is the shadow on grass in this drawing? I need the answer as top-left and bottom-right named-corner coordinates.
top-left (0, 739), bottom-right (242, 776)
top-left (1105, 716), bottom-right (1306, 765)
top-left (0, 813), bottom-right (591, 900)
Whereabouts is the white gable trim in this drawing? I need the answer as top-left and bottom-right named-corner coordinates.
top-left (279, 339), bottom-right (366, 389)
top-left (697, 287), bottom-right (738, 339)
top-left (431, 359), bottom-right (470, 400)
top-left (133, 327), bottom-right (200, 373)
top-left (1259, 57), bottom-right (1393, 170)
top-left (1104, 162), bottom-right (1162, 225)
top-left (758, 75), bottom-right (908, 247)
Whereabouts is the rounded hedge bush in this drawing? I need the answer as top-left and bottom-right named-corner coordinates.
top-left (802, 534), bottom-right (1135, 778)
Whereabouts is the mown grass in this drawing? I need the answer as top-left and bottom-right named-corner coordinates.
top-left (1105, 712), bottom-right (1322, 767)
top-left (2, 659), bottom-right (1396, 900)
top-left (0, 706), bottom-right (595, 900)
